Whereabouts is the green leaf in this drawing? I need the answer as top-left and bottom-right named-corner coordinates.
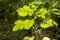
top-left (13, 19), bottom-right (34, 31)
top-left (53, 20), bottom-right (58, 26)
top-left (52, 8), bottom-right (60, 15)
top-left (36, 7), bottom-right (47, 18)
top-left (16, 7), bottom-right (28, 17)
top-left (13, 20), bottom-right (24, 31)
top-left (46, 19), bottom-right (53, 26)
top-left (13, 24), bottom-right (20, 31)
top-left (40, 23), bottom-right (50, 28)
top-left (24, 19), bottom-right (34, 30)
top-left (16, 5), bottom-right (34, 17)
top-left (40, 19), bottom-right (53, 28)
top-left (30, 4), bottom-right (38, 10)
top-left (40, 19), bottom-right (58, 29)
top-left (39, 7), bottom-right (47, 14)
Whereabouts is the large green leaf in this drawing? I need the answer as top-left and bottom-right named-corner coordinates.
top-left (24, 19), bottom-right (34, 30)
top-left (13, 19), bottom-right (34, 31)
top-left (40, 19), bottom-right (58, 28)
top-left (16, 6), bottom-right (28, 17)
top-left (16, 5), bottom-right (35, 17)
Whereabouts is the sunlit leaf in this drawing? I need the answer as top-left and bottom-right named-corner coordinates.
top-left (40, 14), bottom-right (46, 18)
top-left (46, 19), bottom-right (53, 26)
top-left (23, 5), bottom-right (30, 11)
top-left (31, 4), bottom-right (38, 10)
top-left (16, 5), bottom-right (35, 17)
top-left (16, 7), bottom-right (28, 17)
top-left (13, 20), bottom-right (24, 31)
top-left (53, 20), bottom-right (58, 26)
top-left (24, 19), bottom-right (34, 30)
top-left (36, 7), bottom-right (47, 18)
top-left (39, 7), bottom-right (47, 14)
top-left (52, 8), bottom-right (60, 15)
top-left (40, 19), bottom-right (53, 28)
top-left (40, 23), bottom-right (50, 28)
top-left (13, 19), bottom-right (34, 31)
top-left (13, 24), bottom-right (20, 31)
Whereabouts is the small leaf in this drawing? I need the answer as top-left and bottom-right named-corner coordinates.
top-left (31, 4), bottom-right (38, 10)
top-left (16, 7), bottom-right (28, 17)
top-left (39, 7), bottom-right (47, 14)
top-left (23, 5), bottom-right (30, 10)
top-left (46, 19), bottom-right (53, 26)
top-left (40, 23), bottom-right (50, 28)
top-left (40, 19), bottom-right (53, 28)
top-left (53, 21), bottom-right (58, 26)
top-left (40, 14), bottom-right (45, 18)
top-left (13, 24), bottom-right (20, 31)
top-left (13, 20), bottom-right (24, 31)
top-left (36, 7), bottom-right (47, 18)
top-left (24, 19), bottom-right (34, 30)
top-left (52, 8), bottom-right (60, 15)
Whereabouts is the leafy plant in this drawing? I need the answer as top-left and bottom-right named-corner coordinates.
top-left (12, 0), bottom-right (60, 40)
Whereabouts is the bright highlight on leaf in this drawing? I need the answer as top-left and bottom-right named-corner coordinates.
top-left (39, 8), bottom-right (47, 14)
top-left (40, 19), bottom-right (58, 28)
top-left (52, 8), bottom-right (60, 15)
top-left (46, 19), bottom-right (53, 26)
top-left (30, 4), bottom-right (38, 10)
top-left (53, 20), bottom-right (58, 26)
top-left (16, 5), bottom-right (35, 17)
top-left (16, 8), bottom-right (28, 17)
top-left (13, 20), bottom-right (24, 31)
top-left (13, 19), bottom-right (34, 31)
top-left (36, 7), bottom-right (47, 18)
top-left (24, 19), bottom-right (34, 30)
top-left (31, 5), bottom-right (37, 9)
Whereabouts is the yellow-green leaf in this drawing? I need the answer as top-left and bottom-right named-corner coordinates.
top-left (53, 20), bottom-right (58, 26)
top-left (40, 19), bottom-right (54, 28)
top-left (24, 19), bottom-right (34, 30)
top-left (36, 7), bottom-right (47, 18)
top-left (13, 20), bottom-right (24, 31)
top-left (39, 7), bottom-right (47, 14)
top-left (13, 24), bottom-right (20, 31)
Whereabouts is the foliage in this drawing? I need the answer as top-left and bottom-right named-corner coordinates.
top-left (13, 19), bottom-right (34, 31)
top-left (40, 19), bottom-right (58, 28)
top-left (12, 0), bottom-right (60, 40)
top-left (0, 0), bottom-right (60, 40)
top-left (13, 0), bottom-right (59, 31)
